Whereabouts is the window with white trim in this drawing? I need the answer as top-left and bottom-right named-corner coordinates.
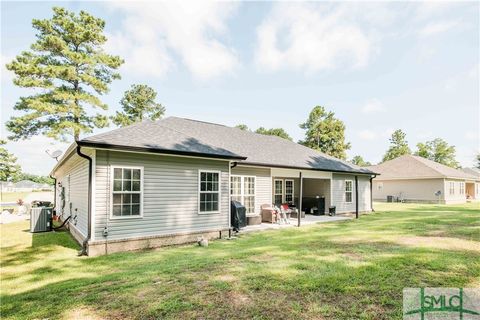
top-left (377, 182), bottom-right (383, 190)
top-left (345, 180), bottom-right (353, 203)
top-left (285, 179), bottom-right (294, 204)
top-left (230, 175), bottom-right (256, 214)
top-left (274, 179), bottom-right (283, 205)
top-left (459, 182), bottom-right (465, 195)
top-left (449, 182), bottom-right (455, 195)
top-left (199, 171), bottom-right (220, 213)
top-left (112, 167), bottom-right (142, 217)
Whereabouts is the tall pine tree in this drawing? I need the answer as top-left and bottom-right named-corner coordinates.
top-left (6, 7), bottom-right (123, 141)
top-left (0, 140), bottom-right (21, 181)
top-left (382, 129), bottom-right (411, 162)
top-left (111, 84), bottom-right (165, 127)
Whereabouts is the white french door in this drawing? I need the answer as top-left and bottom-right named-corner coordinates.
top-left (274, 179), bottom-right (294, 205)
top-left (231, 175), bottom-right (256, 214)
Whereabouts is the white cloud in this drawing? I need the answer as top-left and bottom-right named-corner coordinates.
top-left (106, 1), bottom-right (240, 80)
top-left (465, 131), bottom-right (479, 142)
top-left (358, 129), bottom-right (377, 140)
top-left (419, 20), bottom-right (460, 37)
top-left (361, 99), bottom-right (385, 114)
top-left (3, 136), bottom-right (69, 175)
top-left (254, 3), bottom-right (373, 73)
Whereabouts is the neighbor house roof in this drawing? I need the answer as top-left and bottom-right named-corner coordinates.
top-left (368, 155), bottom-right (479, 181)
top-left (76, 117), bottom-right (374, 175)
top-left (462, 167), bottom-right (480, 178)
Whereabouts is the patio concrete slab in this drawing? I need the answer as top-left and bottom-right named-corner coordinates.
top-left (240, 214), bottom-right (351, 233)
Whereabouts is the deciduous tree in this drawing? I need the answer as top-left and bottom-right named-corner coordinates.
top-left (235, 124), bottom-right (250, 131)
top-left (299, 106), bottom-right (351, 159)
top-left (111, 84), bottom-right (165, 127)
top-left (255, 127), bottom-right (292, 141)
top-left (414, 138), bottom-right (459, 168)
top-left (6, 7), bottom-right (123, 141)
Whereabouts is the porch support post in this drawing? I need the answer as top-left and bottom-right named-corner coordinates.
top-left (298, 171), bottom-right (303, 227)
top-left (355, 175), bottom-right (359, 219)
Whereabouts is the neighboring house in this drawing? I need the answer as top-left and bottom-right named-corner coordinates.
top-left (368, 155), bottom-right (480, 204)
top-left (51, 117), bottom-right (377, 256)
top-left (1, 180), bottom-right (53, 192)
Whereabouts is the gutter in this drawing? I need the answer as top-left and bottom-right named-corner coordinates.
top-left (75, 144), bottom-right (93, 256)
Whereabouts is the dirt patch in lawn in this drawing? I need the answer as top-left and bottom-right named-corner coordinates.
top-left (395, 236), bottom-right (480, 252)
top-left (62, 306), bottom-right (105, 320)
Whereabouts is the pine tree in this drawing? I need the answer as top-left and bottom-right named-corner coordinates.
top-left (6, 7), bottom-right (123, 141)
top-left (351, 155), bottom-right (371, 167)
top-left (111, 84), bottom-right (165, 127)
top-left (299, 106), bottom-right (351, 159)
top-left (382, 129), bottom-right (411, 162)
top-left (0, 140), bottom-right (21, 181)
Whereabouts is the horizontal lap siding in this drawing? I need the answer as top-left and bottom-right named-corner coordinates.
top-left (373, 178), bottom-right (445, 202)
top-left (95, 151), bottom-right (230, 241)
top-left (231, 166), bottom-right (272, 215)
top-left (55, 154), bottom-right (89, 239)
top-left (332, 174), bottom-right (371, 213)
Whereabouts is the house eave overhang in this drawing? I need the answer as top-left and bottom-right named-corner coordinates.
top-left (238, 161), bottom-right (379, 176)
top-left (76, 141), bottom-right (248, 161)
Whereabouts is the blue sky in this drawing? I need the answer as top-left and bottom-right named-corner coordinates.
top-left (1, 1), bottom-right (479, 175)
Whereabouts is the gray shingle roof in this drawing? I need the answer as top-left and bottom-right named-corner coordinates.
top-left (80, 117), bottom-right (374, 175)
top-left (368, 155), bottom-right (479, 180)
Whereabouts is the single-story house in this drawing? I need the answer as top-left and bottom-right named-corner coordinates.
top-left (368, 155), bottom-right (480, 204)
top-left (51, 117), bottom-right (377, 256)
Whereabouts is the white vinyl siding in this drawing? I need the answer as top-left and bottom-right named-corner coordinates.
top-left (332, 174), bottom-right (371, 213)
top-left (54, 152), bottom-right (90, 240)
top-left (94, 150), bottom-right (230, 241)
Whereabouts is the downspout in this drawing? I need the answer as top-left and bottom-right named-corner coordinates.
top-left (370, 175), bottom-right (376, 212)
top-left (355, 176), bottom-right (359, 219)
top-left (49, 175), bottom-right (56, 212)
top-left (75, 144), bottom-right (92, 256)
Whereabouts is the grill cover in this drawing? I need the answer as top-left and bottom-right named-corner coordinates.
top-left (230, 200), bottom-right (247, 231)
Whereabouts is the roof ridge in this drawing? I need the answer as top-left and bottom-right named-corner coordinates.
top-left (409, 155), bottom-right (447, 177)
top-left (173, 117), bottom-right (228, 127)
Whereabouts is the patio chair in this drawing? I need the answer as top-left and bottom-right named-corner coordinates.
top-left (260, 204), bottom-right (277, 223)
top-left (278, 204), bottom-right (291, 224)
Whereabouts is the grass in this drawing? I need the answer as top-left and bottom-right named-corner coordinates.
top-left (1, 203), bottom-right (479, 319)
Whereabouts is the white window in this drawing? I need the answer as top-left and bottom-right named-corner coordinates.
top-left (449, 182), bottom-right (455, 195)
top-left (285, 179), bottom-right (294, 204)
top-left (199, 171), bottom-right (220, 213)
top-left (476, 183), bottom-right (479, 195)
top-left (111, 167), bottom-right (143, 218)
top-left (345, 180), bottom-right (353, 203)
top-left (274, 179), bottom-right (284, 205)
top-left (377, 182), bottom-right (383, 190)
top-left (460, 182), bottom-right (465, 195)
top-left (230, 175), bottom-right (256, 214)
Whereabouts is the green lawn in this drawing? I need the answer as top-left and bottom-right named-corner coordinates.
top-left (1, 203), bottom-right (479, 319)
